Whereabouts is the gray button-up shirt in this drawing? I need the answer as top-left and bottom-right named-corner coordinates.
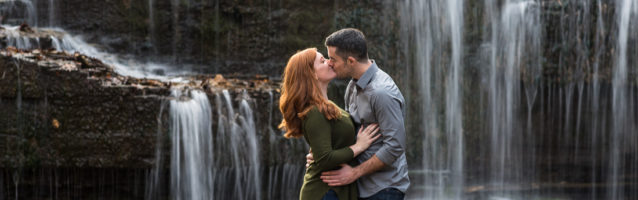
top-left (345, 61), bottom-right (410, 197)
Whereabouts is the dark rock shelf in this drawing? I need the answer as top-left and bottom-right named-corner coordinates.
top-left (0, 47), bottom-right (282, 169)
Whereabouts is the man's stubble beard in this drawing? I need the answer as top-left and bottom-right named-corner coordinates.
top-left (336, 72), bottom-right (350, 79)
top-left (336, 65), bottom-right (354, 79)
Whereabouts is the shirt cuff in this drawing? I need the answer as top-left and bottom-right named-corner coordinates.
top-left (374, 146), bottom-right (398, 166)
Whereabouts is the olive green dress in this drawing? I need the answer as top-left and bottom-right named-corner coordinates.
top-left (299, 106), bottom-right (358, 200)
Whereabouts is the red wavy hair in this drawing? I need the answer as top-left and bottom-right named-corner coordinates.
top-left (279, 48), bottom-right (342, 138)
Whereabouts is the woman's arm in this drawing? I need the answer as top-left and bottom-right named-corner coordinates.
top-left (305, 124), bottom-right (381, 168)
top-left (349, 124), bottom-right (380, 157)
top-left (304, 108), bottom-right (355, 171)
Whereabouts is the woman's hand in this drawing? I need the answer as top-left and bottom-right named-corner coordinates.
top-left (350, 124), bottom-right (381, 157)
top-left (306, 149), bottom-right (313, 168)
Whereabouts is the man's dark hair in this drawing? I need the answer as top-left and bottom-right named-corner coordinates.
top-left (324, 28), bottom-right (369, 62)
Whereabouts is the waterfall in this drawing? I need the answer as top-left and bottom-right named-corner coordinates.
top-left (238, 91), bottom-right (262, 200)
top-left (0, 0), bottom-right (190, 79)
top-left (148, 0), bottom-right (157, 55)
top-left (0, 0), bottom-right (187, 80)
top-left (402, 0), bottom-right (637, 199)
top-left (48, 0), bottom-right (55, 27)
top-left (50, 33), bottom-right (153, 78)
top-left (263, 90), bottom-right (306, 199)
top-left (610, 0), bottom-right (637, 199)
top-left (10, 58), bottom-right (23, 200)
top-left (170, 0), bottom-right (180, 63)
top-left (1, 0), bottom-right (637, 199)
top-left (589, 1), bottom-right (606, 198)
top-left (446, 0), bottom-right (464, 199)
top-left (0, 0), bottom-right (37, 26)
top-left (149, 89), bottom-right (263, 200)
top-left (4, 26), bottom-right (34, 50)
top-left (50, 35), bottom-right (61, 50)
top-left (212, 90), bottom-right (261, 200)
top-left (168, 89), bottom-right (215, 200)
top-left (0, 1), bottom-right (307, 199)
top-left (2, 25), bottom-right (170, 78)
top-left (0, 5), bottom-right (302, 196)
top-left (40, 29), bottom-right (187, 80)
top-left (402, 0), bottom-right (465, 199)
top-left (145, 100), bottom-right (167, 200)
top-left (488, 1), bottom-right (541, 197)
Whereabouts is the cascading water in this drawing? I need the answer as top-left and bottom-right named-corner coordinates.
top-left (47, 0), bottom-right (55, 27)
top-left (146, 89), bottom-right (265, 200)
top-left (2, 0), bottom-right (637, 199)
top-left (145, 99), bottom-right (167, 200)
top-left (211, 90), bottom-right (262, 200)
top-left (589, 1), bottom-right (606, 198)
top-left (170, 0), bottom-right (180, 63)
top-left (402, 0), bottom-right (637, 199)
top-left (0, 1), bottom-right (187, 79)
top-left (168, 89), bottom-right (215, 200)
top-left (3, 26), bottom-right (35, 50)
top-left (148, 0), bottom-right (156, 55)
top-left (0, 24), bottom-right (189, 80)
top-left (264, 89), bottom-right (306, 200)
top-left (1, 1), bottom-right (307, 199)
top-left (446, 0), bottom-right (464, 199)
top-left (0, 0), bottom-right (37, 26)
top-left (401, 0), bottom-right (465, 199)
top-left (401, 1), bottom-right (444, 198)
top-left (609, 0), bottom-right (637, 199)
top-left (487, 1), bottom-right (542, 198)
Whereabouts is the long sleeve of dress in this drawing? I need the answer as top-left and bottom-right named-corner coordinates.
top-left (303, 107), bottom-right (354, 172)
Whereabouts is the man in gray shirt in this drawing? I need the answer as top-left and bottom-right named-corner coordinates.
top-left (313, 28), bottom-right (410, 199)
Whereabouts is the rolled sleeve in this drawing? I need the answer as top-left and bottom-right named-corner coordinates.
top-left (371, 91), bottom-right (406, 166)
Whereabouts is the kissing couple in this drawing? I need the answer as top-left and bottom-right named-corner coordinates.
top-left (279, 28), bottom-right (410, 200)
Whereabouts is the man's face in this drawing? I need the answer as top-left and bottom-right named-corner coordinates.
top-left (327, 46), bottom-right (352, 79)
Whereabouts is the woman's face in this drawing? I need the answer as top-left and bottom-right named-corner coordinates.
top-left (314, 52), bottom-right (336, 83)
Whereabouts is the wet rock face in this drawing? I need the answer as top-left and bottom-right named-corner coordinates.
top-left (0, 24), bottom-right (63, 50)
top-left (0, 48), bottom-right (282, 169)
top-left (0, 168), bottom-right (150, 200)
top-left (0, 48), bottom-right (288, 199)
top-left (32, 0), bottom-right (403, 78)
top-left (0, 48), bottom-right (169, 168)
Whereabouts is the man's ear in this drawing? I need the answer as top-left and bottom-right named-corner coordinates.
top-left (347, 56), bottom-right (357, 65)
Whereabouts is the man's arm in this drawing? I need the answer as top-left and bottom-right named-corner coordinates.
top-left (370, 90), bottom-right (406, 166)
top-left (321, 90), bottom-right (406, 186)
top-left (320, 155), bottom-right (384, 186)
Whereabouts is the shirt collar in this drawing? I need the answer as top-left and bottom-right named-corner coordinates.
top-left (354, 60), bottom-right (378, 90)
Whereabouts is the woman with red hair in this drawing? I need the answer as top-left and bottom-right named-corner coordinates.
top-left (279, 48), bottom-right (380, 200)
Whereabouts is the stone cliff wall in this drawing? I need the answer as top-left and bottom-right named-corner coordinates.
top-left (0, 48), bottom-right (284, 169)
top-left (0, 49), bottom-right (167, 168)
top-left (33, 0), bottom-right (403, 78)
top-left (0, 48), bottom-right (289, 199)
